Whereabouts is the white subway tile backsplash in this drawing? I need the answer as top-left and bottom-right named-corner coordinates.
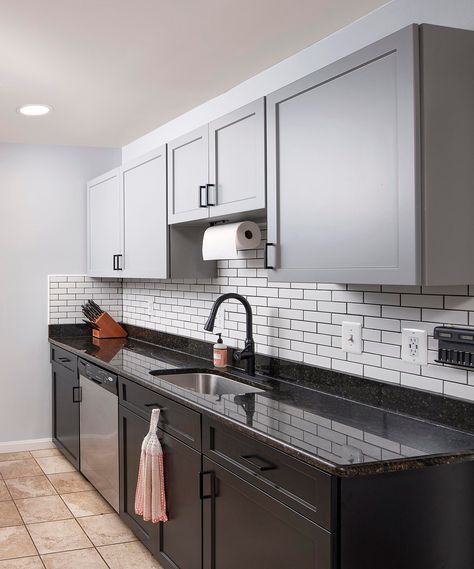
top-left (49, 231), bottom-right (474, 405)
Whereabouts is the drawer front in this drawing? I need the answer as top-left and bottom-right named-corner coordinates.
top-left (119, 377), bottom-right (201, 451)
top-left (50, 345), bottom-right (78, 373)
top-left (203, 417), bottom-right (335, 530)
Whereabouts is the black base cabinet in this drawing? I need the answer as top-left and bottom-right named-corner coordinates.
top-left (49, 353), bottom-right (474, 569)
top-left (202, 457), bottom-right (334, 569)
top-left (119, 404), bottom-right (202, 569)
top-left (51, 346), bottom-right (79, 469)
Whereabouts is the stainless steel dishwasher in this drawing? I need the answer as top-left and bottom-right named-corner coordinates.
top-left (78, 359), bottom-right (119, 512)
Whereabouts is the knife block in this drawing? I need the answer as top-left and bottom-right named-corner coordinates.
top-left (92, 312), bottom-right (128, 339)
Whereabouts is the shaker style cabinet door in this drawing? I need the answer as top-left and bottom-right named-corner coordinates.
top-left (119, 405), bottom-right (202, 569)
top-left (266, 25), bottom-right (420, 284)
top-left (208, 98), bottom-right (266, 218)
top-left (202, 458), bottom-right (333, 569)
top-left (52, 362), bottom-right (80, 469)
top-left (168, 125), bottom-right (209, 224)
top-left (122, 147), bottom-right (168, 278)
top-left (119, 406), bottom-right (159, 555)
top-left (87, 168), bottom-right (123, 277)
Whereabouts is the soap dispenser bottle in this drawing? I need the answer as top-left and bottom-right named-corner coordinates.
top-left (213, 333), bottom-right (228, 368)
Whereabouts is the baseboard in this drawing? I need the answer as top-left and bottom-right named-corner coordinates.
top-left (0, 438), bottom-right (54, 453)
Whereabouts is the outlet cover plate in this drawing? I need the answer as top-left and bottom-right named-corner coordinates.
top-left (341, 321), bottom-right (362, 354)
top-left (401, 328), bottom-right (427, 365)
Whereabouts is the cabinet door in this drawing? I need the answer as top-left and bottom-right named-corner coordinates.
top-left (119, 406), bottom-right (202, 568)
top-left (122, 147), bottom-right (168, 278)
top-left (52, 362), bottom-right (80, 469)
top-left (87, 168), bottom-right (123, 277)
top-left (208, 98), bottom-right (266, 218)
top-left (168, 126), bottom-right (209, 224)
top-left (266, 25), bottom-right (420, 285)
top-left (119, 406), bottom-right (160, 554)
top-left (202, 458), bottom-right (333, 569)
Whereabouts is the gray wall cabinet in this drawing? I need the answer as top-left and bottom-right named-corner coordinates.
top-left (87, 168), bottom-right (123, 277)
top-left (168, 98), bottom-right (266, 224)
top-left (121, 147), bottom-right (168, 278)
top-left (167, 126), bottom-right (210, 224)
top-left (266, 24), bottom-right (474, 285)
top-left (88, 148), bottom-right (215, 279)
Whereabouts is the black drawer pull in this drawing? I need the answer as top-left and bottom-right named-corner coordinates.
top-left (240, 454), bottom-right (276, 472)
top-left (58, 357), bottom-right (71, 363)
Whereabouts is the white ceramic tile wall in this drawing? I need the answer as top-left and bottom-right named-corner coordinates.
top-left (48, 275), bottom-right (122, 324)
top-left (48, 228), bottom-right (474, 403)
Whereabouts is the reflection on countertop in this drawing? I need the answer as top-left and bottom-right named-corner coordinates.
top-left (49, 333), bottom-right (474, 476)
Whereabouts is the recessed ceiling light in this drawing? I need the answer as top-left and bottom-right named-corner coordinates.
top-left (17, 104), bottom-right (52, 116)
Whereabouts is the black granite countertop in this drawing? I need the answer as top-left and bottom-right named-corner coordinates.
top-left (49, 329), bottom-right (474, 477)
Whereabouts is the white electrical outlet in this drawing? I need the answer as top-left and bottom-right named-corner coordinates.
top-left (341, 321), bottom-right (362, 354)
top-left (401, 328), bottom-right (427, 365)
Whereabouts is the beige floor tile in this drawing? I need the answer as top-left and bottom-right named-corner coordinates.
top-left (77, 513), bottom-right (136, 547)
top-left (0, 526), bottom-right (36, 561)
top-left (35, 456), bottom-right (75, 475)
top-left (47, 472), bottom-right (92, 494)
top-left (16, 495), bottom-right (73, 524)
top-left (0, 480), bottom-right (11, 501)
top-left (6, 476), bottom-right (56, 499)
top-left (0, 459), bottom-right (43, 479)
top-left (98, 541), bottom-right (164, 568)
top-left (0, 501), bottom-right (23, 527)
top-left (0, 452), bottom-right (31, 463)
top-left (61, 491), bottom-right (113, 518)
top-left (42, 548), bottom-right (108, 568)
top-left (30, 449), bottom-right (61, 459)
top-left (27, 519), bottom-right (92, 554)
top-left (0, 556), bottom-right (44, 568)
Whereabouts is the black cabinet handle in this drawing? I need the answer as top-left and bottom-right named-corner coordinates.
top-left (58, 357), bottom-right (71, 363)
top-left (113, 254), bottom-right (123, 270)
top-left (206, 183), bottom-right (216, 206)
top-left (200, 470), bottom-right (216, 499)
top-left (264, 243), bottom-right (276, 270)
top-left (240, 454), bottom-right (276, 472)
top-left (73, 386), bottom-right (82, 403)
top-left (199, 185), bottom-right (208, 207)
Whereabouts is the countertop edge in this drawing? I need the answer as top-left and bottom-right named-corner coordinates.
top-left (48, 337), bottom-right (474, 478)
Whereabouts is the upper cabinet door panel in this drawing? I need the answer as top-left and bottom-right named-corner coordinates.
top-left (267, 25), bottom-right (420, 284)
top-left (122, 147), bottom-right (168, 279)
top-left (208, 98), bottom-right (266, 217)
top-left (168, 126), bottom-right (209, 224)
top-left (87, 168), bottom-right (122, 277)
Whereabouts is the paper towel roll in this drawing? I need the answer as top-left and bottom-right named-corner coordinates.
top-left (202, 221), bottom-right (261, 260)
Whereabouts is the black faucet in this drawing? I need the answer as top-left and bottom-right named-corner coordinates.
top-left (204, 293), bottom-right (256, 376)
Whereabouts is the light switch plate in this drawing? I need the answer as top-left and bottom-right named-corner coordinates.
top-left (401, 328), bottom-right (427, 365)
top-left (341, 321), bottom-right (362, 354)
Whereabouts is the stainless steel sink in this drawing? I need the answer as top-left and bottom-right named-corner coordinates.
top-left (155, 372), bottom-right (264, 396)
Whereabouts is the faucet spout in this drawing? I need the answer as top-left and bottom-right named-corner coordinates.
top-left (204, 293), bottom-right (256, 376)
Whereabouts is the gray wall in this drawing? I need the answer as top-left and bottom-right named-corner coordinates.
top-left (0, 143), bottom-right (120, 445)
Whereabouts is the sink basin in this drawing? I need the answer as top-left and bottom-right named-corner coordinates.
top-left (153, 372), bottom-right (264, 396)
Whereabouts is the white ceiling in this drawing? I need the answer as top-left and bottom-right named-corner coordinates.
top-left (0, 0), bottom-right (388, 147)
